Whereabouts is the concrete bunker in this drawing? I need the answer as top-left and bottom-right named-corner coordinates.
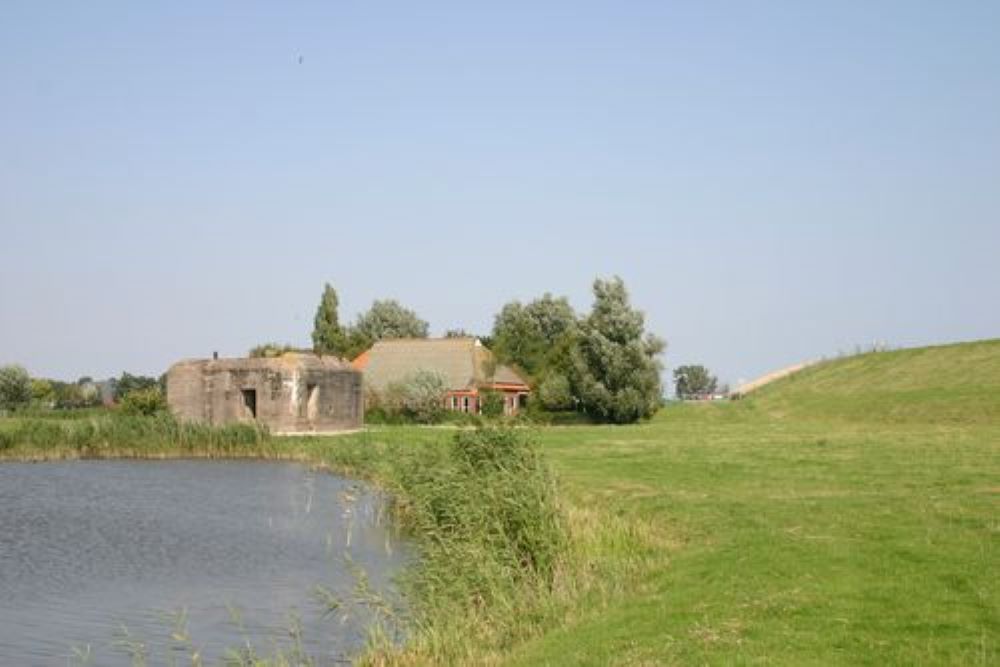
top-left (166, 353), bottom-right (362, 433)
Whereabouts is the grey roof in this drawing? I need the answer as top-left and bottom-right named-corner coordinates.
top-left (358, 338), bottom-right (529, 392)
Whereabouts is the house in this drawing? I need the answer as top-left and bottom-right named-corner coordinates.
top-left (166, 353), bottom-right (363, 433)
top-left (352, 337), bottom-right (530, 415)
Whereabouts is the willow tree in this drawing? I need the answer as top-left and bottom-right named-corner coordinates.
top-left (491, 293), bottom-right (577, 379)
top-left (570, 277), bottom-right (664, 423)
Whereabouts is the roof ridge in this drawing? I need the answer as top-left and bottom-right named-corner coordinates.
top-left (372, 337), bottom-right (476, 345)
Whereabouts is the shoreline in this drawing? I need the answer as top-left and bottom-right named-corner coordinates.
top-left (0, 418), bottom-right (587, 665)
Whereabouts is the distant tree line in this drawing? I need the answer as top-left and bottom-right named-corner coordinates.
top-left (0, 365), bottom-right (165, 415)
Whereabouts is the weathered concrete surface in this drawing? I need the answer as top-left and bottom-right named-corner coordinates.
top-left (166, 354), bottom-right (362, 433)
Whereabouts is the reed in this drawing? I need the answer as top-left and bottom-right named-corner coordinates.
top-left (0, 413), bottom-right (273, 460)
top-left (282, 426), bottom-right (655, 666)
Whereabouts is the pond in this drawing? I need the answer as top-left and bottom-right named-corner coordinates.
top-left (0, 460), bottom-right (410, 665)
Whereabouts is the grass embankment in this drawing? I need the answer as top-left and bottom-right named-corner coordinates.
top-left (2, 338), bottom-right (998, 664)
top-left (509, 339), bottom-right (1000, 665)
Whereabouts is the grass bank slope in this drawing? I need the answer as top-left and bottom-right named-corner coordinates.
top-left (513, 340), bottom-right (999, 665)
top-left (748, 338), bottom-right (1000, 424)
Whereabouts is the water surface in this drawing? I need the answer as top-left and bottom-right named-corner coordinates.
top-left (0, 460), bottom-right (409, 665)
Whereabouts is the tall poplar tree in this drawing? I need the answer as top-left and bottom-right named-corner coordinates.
top-left (312, 283), bottom-right (348, 356)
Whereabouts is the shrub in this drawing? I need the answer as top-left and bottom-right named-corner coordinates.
top-left (479, 389), bottom-right (505, 418)
top-left (381, 370), bottom-right (447, 424)
top-left (248, 342), bottom-right (298, 358)
top-left (113, 372), bottom-right (160, 402)
top-left (119, 388), bottom-right (167, 416)
top-left (536, 373), bottom-right (574, 411)
top-left (441, 410), bottom-right (483, 427)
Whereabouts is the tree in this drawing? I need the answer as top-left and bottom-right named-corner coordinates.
top-left (353, 299), bottom-right (429, 343)
top-left (444, 328), bottom-right (475, 338)
top-left (673, 365), bottom-right (718, 399)
top-left (113, 372), bottom-right (159, 401)
top-left (31, 378), bottom-right (55, 406)
top-left (491, 294), bottom-right (577, 378)
top-left (312, 283), bottom-right (349, 357)
top-left (0, 365), bottom-right (32, 411)
top-left (120, 387), bottom-right (167, 416)
top-left (51, 380), bottom-right (95, 409)
top-left (338, 299), bottom-right (430, 360)
top-left (569, 277), bottom-right (665, 423)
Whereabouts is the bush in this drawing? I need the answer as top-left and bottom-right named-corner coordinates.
top-left (381, 370), bottom-right (447, 424)
top-left (441, 410), bottom-right (484, 427)
top-left (248, 342), bottom-right (298, 358)
top-left (113, 372), bottom-right (160, 402)
top-left (536, 373), bottom-right (574, 411)
top-left (521, 402), bottom-right (593, 425)
top-left (119, 388), bottom-right (167, 416)
top-left (479, 389), bottom-right (505, 418)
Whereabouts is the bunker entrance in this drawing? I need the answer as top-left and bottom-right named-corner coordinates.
top-left (241, 389), bottom-right (257, 419)
top-left (306, 384), bottom-right (319, 422)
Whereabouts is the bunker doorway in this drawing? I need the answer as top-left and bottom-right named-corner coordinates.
top-left (306, 384), bottom-right (319, 422)
top-left (241, 389), bottom-right (257, 419)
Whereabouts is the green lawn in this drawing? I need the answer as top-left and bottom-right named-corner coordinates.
top-left (509, 340), bottom-right (999, 665)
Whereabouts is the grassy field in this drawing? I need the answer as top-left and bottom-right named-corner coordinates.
top-left (2, 339), bottom-right (997, 665)
top-left (509, 339), bottom-right (999, 665)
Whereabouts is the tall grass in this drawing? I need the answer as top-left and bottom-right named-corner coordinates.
top-left (0, 413), bottom-right (272, 459)
top-left (288, 426), bottom-right (575, 664)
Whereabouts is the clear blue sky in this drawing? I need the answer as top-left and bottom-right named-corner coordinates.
top-left (2, 1), bottom-right (998, 388)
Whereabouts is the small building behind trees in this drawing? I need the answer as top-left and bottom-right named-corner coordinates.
top-left (352, 337), bottom-right (530, 415)
top-left (166, 353), bottom-right (362, 433)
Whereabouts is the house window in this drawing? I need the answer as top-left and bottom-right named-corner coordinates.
top-left (462, 396), bottom-right (470, 412)
top-left (450, 396), bottom-right (458, 410)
